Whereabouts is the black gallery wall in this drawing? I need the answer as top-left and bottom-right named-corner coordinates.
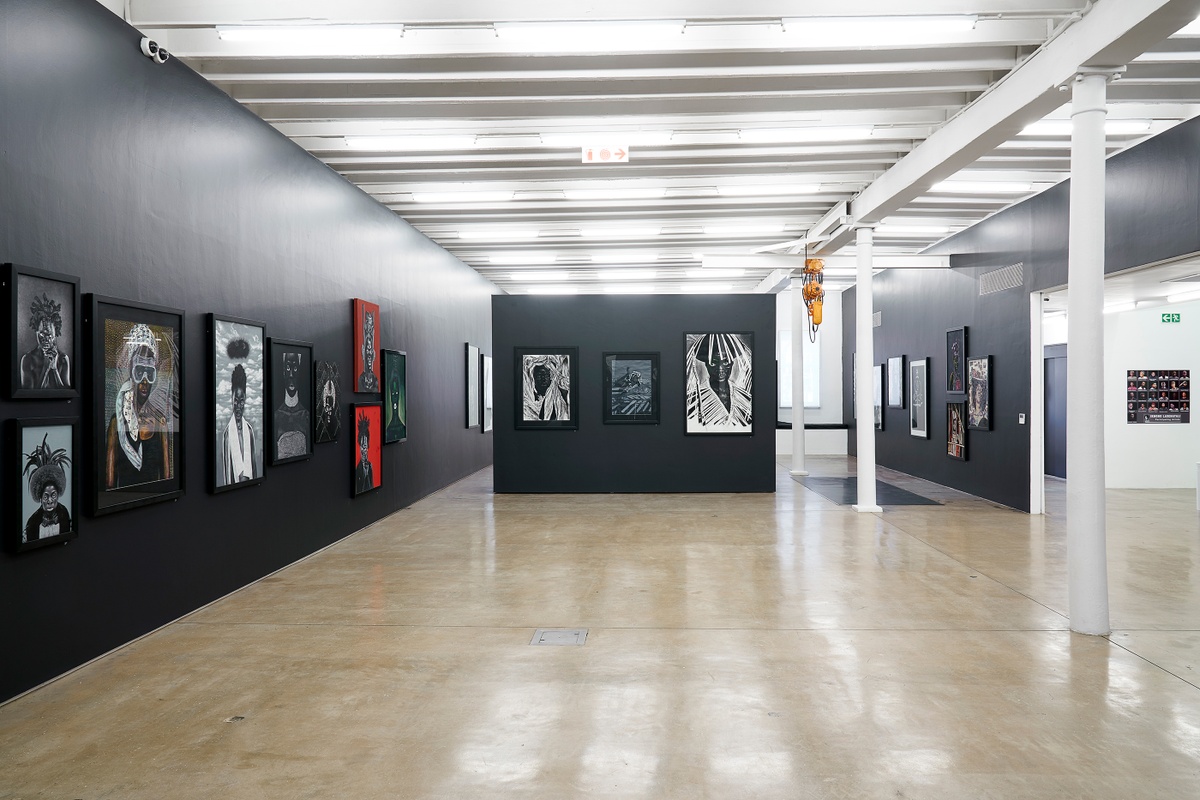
top-left (493, 294), bottom-right (777, 493)
top-left (842, 113), bottom-right (1200, 512)
top-left (0, 0), bottom-right (495, 701)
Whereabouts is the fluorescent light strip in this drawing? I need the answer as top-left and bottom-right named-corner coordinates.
top-left (781, 16), bottom-right (976, 44)
top-left (600, 270), bottom-right (658, 281)
top-left (686, 268), bottom-right (744, 279)
top-left (564, 187), bottom-right (666, 201)
top-left (458, 229), bottom-right (538, 241)
top-left (526, 285), bottom-right (579, 295)
top-left (932, 180), bottom-right (1033, 193)
top-left (541, 131), bottom-right (674, 147)
top-left (216, 24), bottom-right (404, 44)
top-left (1168, 289), bottom-right (1200, 303)
top-left (411, 190), bottom-right (514, 204)
top-left (875, 225), bottom-right (952, 236)
top-left (494, 20), bottom-right (685, 48)
top-left (1020, 119), bottom-right (1152, 136)
top-left (584, 228), bottom-right (660, 238)
top-left (604, 284), bottom-right (658, 294)
top-left (704, 224), bottom-right (784, 236)
top-left (717, 184), bottom-right (820, 197)
top-left (681, 283), bottom-right (733, 293)
top-left (345, 135), bottom-right (474, 151)
top-left (738, 126), bottom-right (872, 143)
top-left (1103, 302), bottom-right (1136, 314)
top-left (509, 271), bottom-right (569, 281)
top-left (591, 252), bottom-right (659, 264)
top-left (489, 253), bottom-right (557, 266)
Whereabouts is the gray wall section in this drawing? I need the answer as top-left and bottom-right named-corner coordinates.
top-left (843, 114), bottom-right (1200, 512)
top-left (0, 0), bottom-right (494, 701)
top-left (493, 294), bottom-right (777, 493)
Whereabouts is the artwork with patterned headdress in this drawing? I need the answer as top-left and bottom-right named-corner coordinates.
top-left (684, 332), bottom-right (754, 435)
top-left (7, 263), bottom-right (81, 399)
top-left (209, 314), bottom-right (266, 493)
top-left (9, 418), bottom-right (80, 553)
top-left (88, 295), bottom-right (184, 516)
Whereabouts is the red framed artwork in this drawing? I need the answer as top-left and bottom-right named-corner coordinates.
top-left (352, 299), bottom-right (380, 394)
top-left (351, 402), bottom-right (382, 496)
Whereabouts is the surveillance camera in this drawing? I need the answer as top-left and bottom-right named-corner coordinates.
top-left (155, 48), bottom-right (170, 64)
top-left (140, 37), bottom-right (159, 58)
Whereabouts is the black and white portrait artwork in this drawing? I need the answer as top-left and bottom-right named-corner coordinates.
top-left (212, 317), bottom-right (264, 492)
top-left (910, 358), bottom-right (929, 439)
top-left (946, 327), bottom-right (967, 397)
top-left (18, 421), bottom-right (78, 550)
top-left (873, 363), bottom-right (884, 431)
top-left (269, 339), bottom-right (313, 465)
top-left (967, 356), bottom-right (991, 431)
top-left (521, 353), bottom-right (572, 422)
top-left (466, 343), bottom-right (481, 429)
top-left (887, 355), bottom-right (904, 409)
top-left (9, 264), bottom-right (80, 399)
top-left (685, 333), bottom-right (753, 435)
top-left (482, 353), bottom-right (493, 433)
top-left (603, 352), bottom-right (660, 424)
top-left (315, 361), bottom-right (342, 444)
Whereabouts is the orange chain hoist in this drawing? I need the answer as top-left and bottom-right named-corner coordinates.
top-left (801, 257), bottom-right (825, 341)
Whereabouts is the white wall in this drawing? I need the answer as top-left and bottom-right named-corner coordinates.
top-left (776, 288), bottom-right (844, 425)
top-left (1104, 298), bottom-right (1200, 488)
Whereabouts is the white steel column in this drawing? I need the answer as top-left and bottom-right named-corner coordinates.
top-left (790, 278), bottom-right (808, 477)
top-left (853, 226), bottom-right (881, 513)
top-left (1066, 68), bottom-right (1120, 636)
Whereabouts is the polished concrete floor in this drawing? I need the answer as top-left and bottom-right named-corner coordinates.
top-left (2, 457), bottom-right (1199, 799)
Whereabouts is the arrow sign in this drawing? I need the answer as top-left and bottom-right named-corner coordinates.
top-left (581, 145), bottom-right (630, 164)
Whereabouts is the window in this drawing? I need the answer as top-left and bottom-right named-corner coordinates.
top-left (778, 329), bottom-right (820, 408)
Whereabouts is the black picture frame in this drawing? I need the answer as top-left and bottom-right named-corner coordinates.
top-left (382, 348), bottom-right (407, 444)
top-left (208, 314), bottom-right (266, 494)
top-left (481, 352), bottom-right (493, 433)
top-left (267, 338), bottom-right (314, 466)
top-left (910, 358), bottom-right (929, 439)
top-left (86, 294), bottom-right (185, 516)
top-left (351, 402), bottom-right (383, 497)
top-left (873, 363), bottom-right (885, 431)
top-left (967, 355), bottom-right (991, 431)
top-left (8, 417), bottom-right (81, 553)
top-left (515, 346), bottom-right (579, 430)
top-left (466, 343), bottom-right (481, 429)
top-left (603, 351), bottom-right (660, 424)
top-left (946, 327), bottom-right (968, 399)
top-left (684, 332), bottom-right (754, 435)
top-left (314, 360), bottom-right (342, 444)
top-left (6, 263), bottom-right (82, 400)
top-left (887, 355), bottom-right (905, 409)
top-left (947, 401), bottom-right (967, 460)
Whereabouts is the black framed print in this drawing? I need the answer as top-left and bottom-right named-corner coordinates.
top-left (603, 352), bottom-right (660, 424)
top-left (967, 356), bottom-right (991, 430)
top-left (209, 314), bottom-right (265, 494)
top-left (873, 363), bottom-right (884, 431)
top-left (947, 402), bottom-right (967, 460)
top-left (314, 361), bottom-right (342, 444)
top-left (685, 333), bottom-right (753, 435)
top-left (267, 338), bottom-right (314, 466)
top-left (481, 353), bottom-right (493, 433)
top-left (382, 349), bottom-right (407, 444)
top-left (86, 295), bottom-right (184, 516)
top-left (9, 417), bottom-right (80, 553)
top-left (7, 263), bottom-right (81, 400)
top-left (466, 343), bottom-right (481, 429)
top-left (352, 402), bottom-right (382, 497)
top-left (887, 355), bottom-right (905, 409)
top-left (946, 327), bottom-right (968, 399)
top-left (515, 347), bottom-right (579, 430)
top-left (910, 358), bottom-right (929, 439)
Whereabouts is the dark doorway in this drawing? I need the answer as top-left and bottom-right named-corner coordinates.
top-left (1044, 344), bottom-right (1067, 479)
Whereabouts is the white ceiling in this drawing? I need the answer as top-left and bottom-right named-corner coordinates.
top-left (127, 0), bottom-right (1200, 295)
top-left (1044, 251), bottom-right (1200, 314)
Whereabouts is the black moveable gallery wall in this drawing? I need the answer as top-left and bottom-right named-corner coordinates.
top-left (0, 0), bottom-right (494, 701)
top-left (842, 114), bottom-right (1200, 512)
top-left (493, 294), bottom-right (777, 493)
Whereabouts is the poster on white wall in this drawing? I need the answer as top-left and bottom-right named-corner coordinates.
top-left (1126, 369), bottom-right (1190, 424)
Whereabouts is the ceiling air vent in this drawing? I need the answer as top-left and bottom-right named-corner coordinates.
top-left (979, 262), bottom-right (1024, 295)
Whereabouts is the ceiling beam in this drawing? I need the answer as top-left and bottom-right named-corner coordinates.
top-left (814, 0), bottom-right (1200, 255)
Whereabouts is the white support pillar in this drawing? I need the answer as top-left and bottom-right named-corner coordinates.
top-left (1066, 68), bottom-right (1121, 636)
top-left (853, 225), bottom-right (881, 513)
top-left (790, 278), bottom-right (808, 477)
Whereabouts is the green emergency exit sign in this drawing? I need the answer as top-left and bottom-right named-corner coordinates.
top-left (1162, 313), bottom-right (1181, 323)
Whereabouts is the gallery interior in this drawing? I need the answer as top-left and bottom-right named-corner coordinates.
top-left (3, 1), bottom-right (1200, 796)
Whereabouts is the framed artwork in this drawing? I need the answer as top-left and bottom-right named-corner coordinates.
top-left (314, 361), bottom-right (342, 444)
top-left (851, 351), bottom-right (856, 421)
top-left (910, 358), bottom-right (929, 439)
top-left (887, 355), bottom-right (905, 408)
top-left (967, 356), bottom-right (991, 430)
top-left (1126, 368), bottom-right (1190, 424)
top-left (684, 333), bottom-right (753, 435)
top-left (7, 264), bottom-right (81, 400)
top-left (947, 402), bottom-right (967, 460)
top-left (352, 299), bottom-right (380, 394)
top-left (9, 417), bottom-right (80, 553)
top-left (382, 349), bottom-right (407, 444)
top-left (267, 338), bottom-right (313, 466)
top-left (208, 314), bottom-right (265, 494)
top-left (87, 295), bottom-right (184, 516)
top-left (873, 363), bottom-right (884, 431)
top-left (946, 327), bottom-right (968, 398)
top-left (603, 352), bottom-right (660, 424)
top-left (515, 346), bottom-right (579, 430)
top-left (466, 343), bottom-right (480, 429)
top-left (351, 402), bottom-right (383, 496)
top-left (482, 353), bottom-right (493, 433)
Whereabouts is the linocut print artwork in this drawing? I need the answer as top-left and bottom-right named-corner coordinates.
top-left (383, 349), bottom-right (407, 444)
top-left (947, 402), bottom-right (967, 460)
top-left (15, 419), bottom-right (78, 552)
top-left (685, 333), bottom-right (753, 435)
top-left (212, 317), bottom-right (264, 492)
top-left (269, 339), bottom-right (313, 465)
top-left (967, 356), bottom-right (991, 431)
top-left (603, 352), bottom-right (659, 424)
top-left (314, 361), bottom-right (341, 444)
top-left (11, 265), bottom-right (79, 399)
top-left (482, 354), bottom-right (493, 433)
top-left (353, 299), bottom-right (380, 394)
top-left (946, 327), bottom-right (967, 397)
top-left (1126, 369), bottom-right (1190, 424)
top-left (873, 363), bottom-right (884, 431)
top-left (515, 347), bottom-right (578, 430)
top-left (910, 358), bottom-right (928, 439)
top-left (352, 403), bottom-right (383, 496)
top-left (887, 355), bottom-right (904, 409)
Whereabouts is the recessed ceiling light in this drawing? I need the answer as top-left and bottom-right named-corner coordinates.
top-left (509, 271), bottom-right (569, 281)
top-left (600, 270), bottom-right (658, 281)
top-left (489, 253), bottom-right (557, 265)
